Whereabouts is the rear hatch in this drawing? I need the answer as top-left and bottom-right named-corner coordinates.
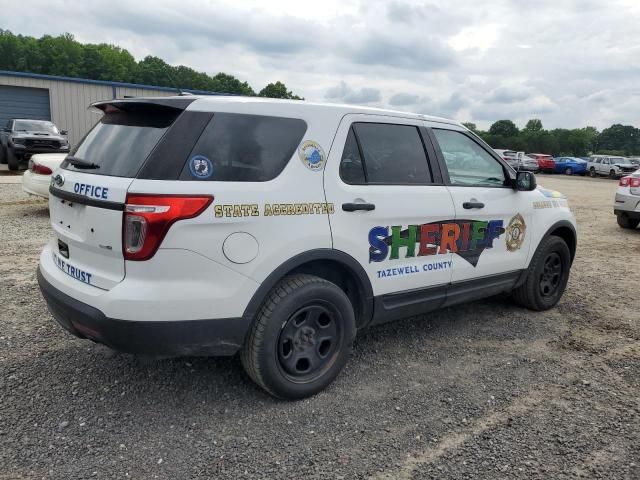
top-left (48, 101), bottom-right (185, 290)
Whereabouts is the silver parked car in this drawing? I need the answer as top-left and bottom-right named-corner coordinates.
top-left (494, 149), bottom-right (539, 172)
top-left (614, 169), bottom-right (640, 229)
top-left (588, 155), bottom-right (637, 178)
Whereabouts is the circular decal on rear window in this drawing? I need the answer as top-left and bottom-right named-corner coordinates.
top-left (298, 140), bottom-right (326, 172)
top-left (189, 155), bottom-right (213, 179)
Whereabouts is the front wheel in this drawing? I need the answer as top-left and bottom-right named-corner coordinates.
top-left (617, 215), bottom-right (640, 229)
top-left (0, 145), bottom-right (6, 164)
top-left (512, 236), bottom-right (571, 311)
top-left (7, 148), bottom-right (20, 171)
top-left (589, 167), bottom-right (597, 178)
top-left (241, 274), bottom-right (356, 399)
top-left (564, 167), bottom-right (573, 175)
top-left (609, 169), bottom-right (617, 179)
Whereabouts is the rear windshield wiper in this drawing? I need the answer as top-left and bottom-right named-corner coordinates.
top-left (65, 155), bottom-right (100, 169)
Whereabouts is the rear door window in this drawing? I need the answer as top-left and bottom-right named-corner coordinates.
top-left (179, 113), bottom-right (307, 182)
top-left (350, 122), bottom-right (432, 185)
top-left (65, 107), bottom-right (179, 178)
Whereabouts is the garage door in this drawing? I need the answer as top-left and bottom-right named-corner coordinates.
top-left (0, 85), bottom-right (51, 128)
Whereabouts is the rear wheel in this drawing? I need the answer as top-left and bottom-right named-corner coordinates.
top-left (617, 214), bottom-right (640, 229)
top-left (564, 167), bottom-right (573, 175)
top-left (512, 236), bottom-right (571, 311)
top-left (241, 274), bottom-right (356, 399)
top-left (7, 148), bottom-right (20, 171)
top-left (589, 167), bottom-right (597, 177)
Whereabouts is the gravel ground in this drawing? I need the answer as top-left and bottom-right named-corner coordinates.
top-left (1, 175), bottom-right (639, 479)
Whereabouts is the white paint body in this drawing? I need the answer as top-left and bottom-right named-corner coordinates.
top-left (38, 96), bottom-right (577, 324)
top-left (21, 153), bottom-right (66, 198)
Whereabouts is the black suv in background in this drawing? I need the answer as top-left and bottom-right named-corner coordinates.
top-left (0, 119), bottom-right (70, 170)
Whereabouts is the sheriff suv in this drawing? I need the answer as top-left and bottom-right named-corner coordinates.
top-left (0, 119), bottom-right (70, 170)
top-left (37, 97), bottom-right (577, 399)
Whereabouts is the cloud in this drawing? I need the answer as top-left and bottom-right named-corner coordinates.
top-left (1, 0), bottom-right (639, 129)
top-left (325, 81), bottom-right (381, 104)
top-left (389, 92), bottom-right (420, 106)
top-left (485, 86), bottom-right (534, 104)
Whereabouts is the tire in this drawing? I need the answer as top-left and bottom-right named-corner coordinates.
top-left (512, 236), bottom-right (571, 311)
top-left (241, 274), bottom-right (356, 399)
top-left (7, 148), bottom-right (20, 171)
top-left (617, 214), bottom-right (640, 229)
top-left (589, 167), bottom-right (597, 177)
top-left (0, 145), bottom-right (6, 164)
top-left (564, 167), bottom-right (573, 175)
top-left (609, 169), bottom-right (617, 179)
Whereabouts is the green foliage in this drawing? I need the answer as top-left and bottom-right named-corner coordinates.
top-left (0, 29), bottom-right (300, 98)
top-left (488, 120), bottom-right (519, 137)
top-left (524, 118), bottom-right (543, 132)
top-left (258, 81), bottom-right (303, 100)
top-left (471, 121), bottom-right (639, 157)
top-left (462, 122), bottom-right (477, 132)
top-left (598, 124), bottom-right (640, 156)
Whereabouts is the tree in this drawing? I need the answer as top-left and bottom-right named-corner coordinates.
top-left (524, 119), bottom-right (543, 132)
top-left (259, 81), bottom-right (303, 100)
top-left (462, 122), bottom-right (477, 132)
top-left (489, 120), bottom-right (519, 137)
top-left (597, 124), bottom-right (640, 156)
top-left (0, 30), bottom-right (302, 98)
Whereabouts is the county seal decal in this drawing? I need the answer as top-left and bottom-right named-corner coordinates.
top-left (298, 140), bottom-right (326, 171)
top-left (505, 213), bottom-right (526, 252)
top-left (189, 155), bottom-right (213, 179)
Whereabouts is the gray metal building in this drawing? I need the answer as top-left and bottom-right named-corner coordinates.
top-left (0, 70), bottom-right (218, 148)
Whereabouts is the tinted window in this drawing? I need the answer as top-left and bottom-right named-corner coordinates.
top-left (65, 109), bottom-right (178, 177)
top-left (179, 113), bottom-right (307, 182)
top-left (433, 129), bottom-right (506, 187)
top-left (353, 123), bottom-right (431, 184)
top-left (339, 127), bottom-right (366, 184)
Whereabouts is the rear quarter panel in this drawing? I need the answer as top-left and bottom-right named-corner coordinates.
top-left (128, 104), bottom-right (341, 286)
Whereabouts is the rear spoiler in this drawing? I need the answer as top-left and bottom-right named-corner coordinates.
top-left (90, 97), bottom-right (198, 113)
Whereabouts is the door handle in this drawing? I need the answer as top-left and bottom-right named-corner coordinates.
top-left (342, 202), bottom-right (375, 212)
top-left (463, 201), bottom-right (485, 209)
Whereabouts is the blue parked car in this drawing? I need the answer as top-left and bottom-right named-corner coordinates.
top-left (553, 157), bottom-right (587, 175)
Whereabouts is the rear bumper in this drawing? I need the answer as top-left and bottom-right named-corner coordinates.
top-left (22, 170), bottom-right (50, 198)
top-left (614, 209), bottom-right (640, 220)
top-left (37, 266), bottom-right (250, 356)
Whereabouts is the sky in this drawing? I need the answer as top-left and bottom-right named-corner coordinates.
top-left (3, 0), bottom-right (640, 129)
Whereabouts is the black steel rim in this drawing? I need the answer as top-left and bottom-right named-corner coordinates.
top-left (539, 252), bottom-right (563, 297)
top-left (277, 303), bottom-right (343, 382)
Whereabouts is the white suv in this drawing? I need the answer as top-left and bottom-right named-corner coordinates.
top-left (588, 155), bottom-right (637, 178)
top-left (37, 97), bottom-right (577, 399)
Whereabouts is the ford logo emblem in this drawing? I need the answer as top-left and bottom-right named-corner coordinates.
top-left (53, 173), bottom-right (65, 187)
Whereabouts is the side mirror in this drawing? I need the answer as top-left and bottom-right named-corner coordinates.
top-left (514, 171), bottom-right (537, 191)
top-left (60, 130), bottom-right (68, 136)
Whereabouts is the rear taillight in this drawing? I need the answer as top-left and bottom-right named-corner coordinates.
top-left (123, 194), bottom-right (213, 261)
top-left (619, 176), bottom-right (630, 187)
top-left (630, 177), bottom-right (640, 188)
top-left (31, 162), bottom-right (53, 175)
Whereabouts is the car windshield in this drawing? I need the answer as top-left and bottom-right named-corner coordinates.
top-left (13, 120), bottom-right (58, 134)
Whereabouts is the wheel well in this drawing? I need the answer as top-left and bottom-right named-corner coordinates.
top-left (550, 226), bottom-right (576, 263)
top-left (288, 260), bottom-right (370, 328)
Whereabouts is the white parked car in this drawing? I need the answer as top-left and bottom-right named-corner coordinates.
top-left (22, 153), bottom-right (67, 198)
top-left (37, 97), bottom-right (577, 399)
top-left (614, 169), bottom-right (640, 229)
top-left (588, 155), bottom-right (637, 178)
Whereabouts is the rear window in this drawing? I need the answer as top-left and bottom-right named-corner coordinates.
top-left (178, 113), bottom-right (307, 182)
top-left (64, 107), bottom-right (179, 177)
